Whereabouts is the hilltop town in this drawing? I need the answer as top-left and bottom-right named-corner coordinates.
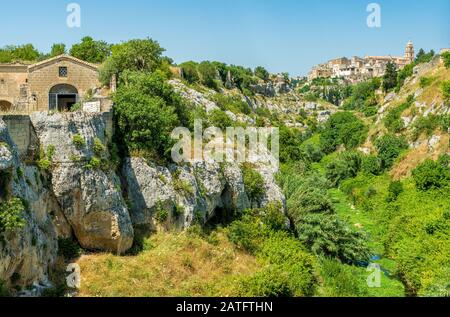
top-left (308, 41), bottom-right (415, 83)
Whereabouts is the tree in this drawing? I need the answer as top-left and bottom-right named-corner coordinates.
top-left (374, 134), bottom-right (409, 170)
top-left (254, 66), bottom-right (270, 81)
top-left (412, 155), bottom-right (450, 191)
top-left (382, 62), bottom-right (398, 92)
top-left (198, 61), bottom-right (220, 90)
top-left (50, 43), bottom-right (66, 56)
top-left (415, 49), bottom-right (435, 64)
top-left (112, 71), bottom-right (182, 160)
top-left (180, 61), bottom-right (200, 84)
top-left (320, 112), bottom-right (367, 154)
top-left (70, 36), bottom-right (111, 63)
top-left (99, 38), bottom-right (165, 85)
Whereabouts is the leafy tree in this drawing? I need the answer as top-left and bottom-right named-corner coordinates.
top-left (198, 61), bottom-right (220, 90)
top-left (279, 126), bottom-right (303, 163)
top-left (295, 212), bottom-right (370, 263)
top-left (374, 135), bottom-right (409, 170)
top-left (326, 152), bottom-right (362, 187)
top-left (50, 43), bottom-right (66, 56)
top-left (100, 38), bottom-right (165, 85)
top-left (386, 181), bottom-right (404, 202)
top-left (112, 71), bottom-right (182, 160)
top-left (0, 44), bottom-right (40, 62)
top-left (412, 155), bottom-right (450, 191)
top-left (361, 155), bottom-right (383, 175)
top-left (415, 49), bottom-right (435, 64)
top-left (382, 62), bottom-right (398, 92)
top-left (179, 61), bottom-right (200, 84)
top-left (254, 66), bottom-right (270, 81)
top-left (320, 112), bottom-right (367, 154)
top-left (70, 36), bottom-right (111, 63)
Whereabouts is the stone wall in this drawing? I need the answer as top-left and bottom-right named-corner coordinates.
top-left (0, 115), bottom-right (35, 157)
top-left (0, 112), bottom-right (114, 157)
top-left (0, 65), bottom-right (28, 107)
top-left (28, 58), bottom-right (100, 112)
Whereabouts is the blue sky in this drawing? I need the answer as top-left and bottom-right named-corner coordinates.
top-left (0, 0), bottom-right (448, 76)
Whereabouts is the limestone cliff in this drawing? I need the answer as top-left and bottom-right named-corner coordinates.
top-left (0, 111), bottom-right (286, 293)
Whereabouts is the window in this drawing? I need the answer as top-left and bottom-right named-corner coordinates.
top-left (59, 67), bottom-right (68, 77)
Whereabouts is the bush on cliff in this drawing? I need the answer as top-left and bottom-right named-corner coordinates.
top-left (113, 71), bottom-right (188, 160)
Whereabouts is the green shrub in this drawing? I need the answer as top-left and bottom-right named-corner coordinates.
top-left (384, 98), bottom-right (413, 133)
top-left (361, 155), bottom-right (383, 175)
top-left (0, 280), bottom-right (10, 297)
top-left (320, 112), bottom-right (367, 154)
top-left (154, 201), bottom-right (169, 223)
top-left (442, 52), bottom-right (450, 69)
top-left (58, 238), bottom-right (81, 259)
top-left (242, 165), bottom-right (265, 205)
top-left (113, 70), bottom-right (184, 161)
top-left (319, 258), bottom-right (368, 297)
top-left (208, 109), bottom-right (234, 130)
top-left (387, 181), bottom-right (404, 202)
top-left (238, 265), bottom-right (294, 297)
top-left (93, 138), bottom-right (106, 156)
top-left (411, 114), bottom-right (449, 140)
top-left (210, 94), bottom-right (251, 115)
top-left (419, 76), bottom-right (434, 88)
top-left (375, 135), bottom-right (409, 170)
top-left (72, 134), bottom-right (86, 148)
top-left (85, 157), bottom-right (101, 169)
top-left (227, 214), bottom-right (265, 253)
top-left (442, 80), bottom-right (450, 100)
top-left (295, 212), bottom-right (370, 263)
top-left (412, 156), bottom-right (450, 191)
top-left (0, 198), bottom-right (25, 234)
top-left (279, 125), bottom-right (303, 163)
top-left (37, 145), bottom-right (56, 171)
top-left (237, 232), bottom-right (317, 297)
top-left (326, 152), bottom-right (362, 187)
top-left (70, 103), bottom-right (82, 112)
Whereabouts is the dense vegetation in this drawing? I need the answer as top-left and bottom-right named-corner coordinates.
top-left (1, 36), bottom-right (448, 298)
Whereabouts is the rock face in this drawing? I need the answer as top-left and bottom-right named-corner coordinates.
top-left (0, 119), bottom-right (59, 291)
top-left (122, 156), bottom-right (285, 231)
top-left (30, 112), bottom-right (134, 254)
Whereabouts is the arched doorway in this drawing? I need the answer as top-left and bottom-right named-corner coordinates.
top-left (49, 84), bottom-right (78, 112)
top-left (0, 100), bottom-right (12, 112)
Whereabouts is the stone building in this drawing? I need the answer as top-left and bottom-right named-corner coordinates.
top-left (0, 54), bottom-right (110, 113)
top-left (308, 42), bottom-right (415, 82)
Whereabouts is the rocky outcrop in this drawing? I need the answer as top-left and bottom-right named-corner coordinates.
top-left (0, 119), bottom-right (59, 292)
top-left (122, 154), bottom-right (285, 231)
top-left (30, 112), bottom-right (134, 254)
top-left (123, 158), bottom-right (250, 230)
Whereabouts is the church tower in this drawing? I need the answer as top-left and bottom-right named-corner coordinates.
top-left (405, 41), bottom-right (415, 64)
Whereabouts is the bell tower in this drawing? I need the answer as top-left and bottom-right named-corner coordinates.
top-left (405, 41), bottom-right (415, 64)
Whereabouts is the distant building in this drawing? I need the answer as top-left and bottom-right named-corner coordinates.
top-left (307, 42), bottom-right (415, 82)
top-left (0, 55), bottom-right (109, 113)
